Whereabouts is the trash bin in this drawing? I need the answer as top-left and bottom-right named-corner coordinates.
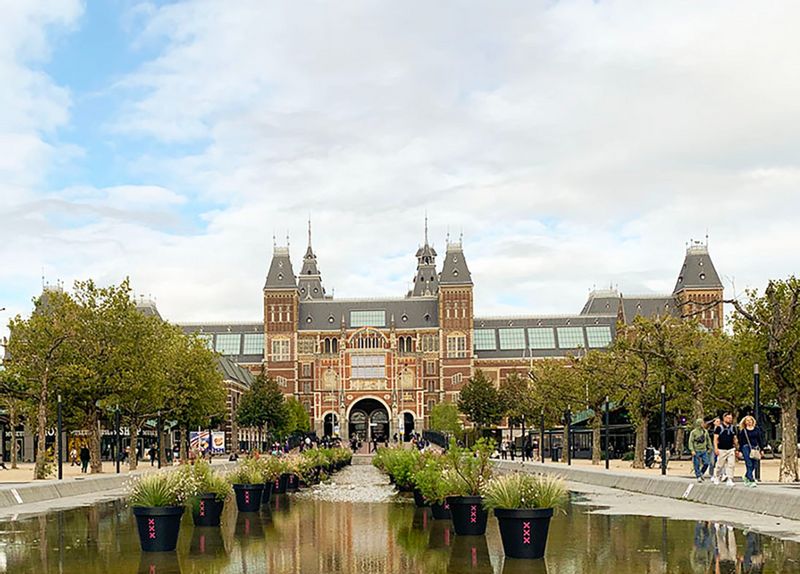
top-left (551, 447), bottom-right (560, 462)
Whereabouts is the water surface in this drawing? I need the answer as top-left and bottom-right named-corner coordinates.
top-left (1, 494), bottom-right (798, 573)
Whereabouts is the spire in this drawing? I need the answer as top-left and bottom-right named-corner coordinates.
top-left (410, 215), bottom-right (439, 297)
top-left (298, 218), bottom-right (325, 299)
top-left (673, 239), bottom-right (723, 294)
top-left (264, 238), bottom-right (297, 290)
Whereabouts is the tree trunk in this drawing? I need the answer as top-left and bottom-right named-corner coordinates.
top-left (562, 424), bottom-right (568, 463)
top-left (89, 412), bottom-right (102, 474)
top-left (675, 417), bottom-right (685, 461)
top-left (159, 426), bottom-right (167, 467)
top-left (34, 378), bottom-right (48, 480)
top-left (10, 403), bottom-right (18, 469)
top-left (180, 426), bottom-right (188, 461)
top-left (591, 415), bottom-right (601, 465)
top-left (128, 423), bottom-right (139, 471)
top-left (778, 386), bottom-right (799, 482)
top-left (632, 416), bottom-right (648, 469)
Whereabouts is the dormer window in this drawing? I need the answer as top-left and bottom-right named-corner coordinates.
top-left (328, 315), bottom-right (335, 324)
top-left (306, 316), bottom-right (313, 323)
top-left (277, 273), bottom-right (283, 280)
top-left (700, 273), bottom-right (706, 280)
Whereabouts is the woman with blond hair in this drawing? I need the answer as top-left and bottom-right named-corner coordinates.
top-left (738, 415), bottom-right (763, 487)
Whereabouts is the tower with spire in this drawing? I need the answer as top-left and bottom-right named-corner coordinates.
top-left (409, 215), bottom-right (439, 297)
top-left (673, 237), bottom-right (724, 330)
top-left (263, 238), bottom-right (299, 389)
top-left (298, 220), bottom-right (326, 300)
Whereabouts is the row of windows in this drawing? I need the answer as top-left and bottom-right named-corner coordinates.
top-left (350, 310), bottom-right (386, 328)
top-left (351, 354), bottom-right (386, 379)
top-left (473, 326), bottom-right (613, 351)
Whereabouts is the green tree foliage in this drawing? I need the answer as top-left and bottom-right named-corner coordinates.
top-left (5, 288), bottom-right (81, 479)
top-left (284, 397), bottom-right (311, 434)
top-left (728, 278), bottom-right (800, 482)
top-left (236, 374), bottom-right (288, 446)
top-left (428, 402), bottom-right (463, 436)
top-left (457, 369), bottom-right (504, 429)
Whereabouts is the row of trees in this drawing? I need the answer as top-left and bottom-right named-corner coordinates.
top-left (450, 277), bottom-right (800, 482)
top-left (235, 374), bottom-right (310, 445)
top-left (0, 280), bottom-right (227, 478)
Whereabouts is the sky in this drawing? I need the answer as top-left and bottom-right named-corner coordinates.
top-left (1, 0), bottom-right (800, 338)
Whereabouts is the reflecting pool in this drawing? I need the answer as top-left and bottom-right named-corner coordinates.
top-left (1, 494), bottom-right (799, 573)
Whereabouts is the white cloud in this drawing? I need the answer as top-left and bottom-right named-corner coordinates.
top-left (3, 0), bottom-right (800, 337)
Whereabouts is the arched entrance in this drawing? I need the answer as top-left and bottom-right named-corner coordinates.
top-left (348, 398), bottom-right (389, 442)
top-left (403, 412), bottom-right (415, 441)
top-left (323, 413), bottom-right (339, 437)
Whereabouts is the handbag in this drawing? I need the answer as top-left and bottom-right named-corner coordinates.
top-left (745, 429), bottom-right (762, 460)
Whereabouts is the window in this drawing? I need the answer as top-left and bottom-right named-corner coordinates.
top-left (557, 327), bottom-right (584, 349)
top-left (586, 326), bottom-right (613, 348)
top-left (350, 310), bottom-right (386, 328)
top-left (353, 331), bottom-right (383, 349)
top-left (447, 334), bottom-right (468, 358)
top-left (528, 328), bottom-right (556, 350)
top-left (303, 382), bottom-right (312, 394)
top-left (452, 373), bottom-right (463, 385)
top-left (323, 337), bottom-right (339, 354)
top-left (197, 333), bottom-right (214, 350)
top-left (427, 379), bottom-right (437, 392)
top-left (215, 333), bottom-right (241, 355)
top-left (398, 336), bottom-right (414, 353)
top-left (498, 328), bottom-right (525, 350)
top-left (425, 360), bottom-right (437, 375)
top-left (276, 376), bottom-right (287, 387)
top-left (420, 334), bottom-right (439, 353)
top-left (302, 363), bottom-right (312, 378)
top-left (473, 329), bottom-right (496, 351)
top-left (428, 400), bottom-right (436, 413)
top-left (298, 338), bottom-right (316, 355)
top-left (242, 333), bottom-right (263, 355)
top-left (271, 338), bottom-right (290, 361)
top-left (351, 355), bottom-right (386, 379)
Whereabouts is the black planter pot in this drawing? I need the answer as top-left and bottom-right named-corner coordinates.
top-left (412, 488), bottom-right (430, 508)
top-left (272, 474), bottom-right (289, 494)
top-left (447, 496), bottom-right (489, 536)
top-left (191, 494), bottom-right (225, 527)
top-left (133, 506), bottom-right (185, 552)
top-left (431, 501), bottom-right (451, 520)
top-left (495, 508), bottom-right (554, 560)
top-left (233, 483), bottom-right (264, 512)
top-left (285, 473), bottom-right (300, 492)
top-left (261, 481), bottom-right (274, 505)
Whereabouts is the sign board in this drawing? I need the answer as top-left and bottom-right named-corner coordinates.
top-left (189, 431), bottom-right (225, 454)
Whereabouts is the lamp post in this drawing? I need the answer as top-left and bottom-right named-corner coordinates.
top-left (540, 409), bottom-right (545, 463)
top-left (754, 363), bottom-right (761, 481)
top-left (114, 407), bottom-right (121, 474)
top-left (521, 414), bottom-right (526, 462)
top-left (660, 384), bottom-right (667, 476)
top-left (605, 396), bottom-right (610, 470)
top-left (565, 407), bottom-right (571, 466)
top-left (156, 411), bottom-right (162, 469)
top-left (57, 394), bottom-right (63, 480)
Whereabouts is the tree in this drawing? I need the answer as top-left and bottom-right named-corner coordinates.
top-left (429, 402), bottom-right (463, 436)
top-left (236, 374), bottom-right (287, 448)
top-left (0, 369), bottom-right (27, 469)
top-left (457, 369), bottom-right (505, 430)
top-left (728, 278), bottom-right (800, 482)
top-left (284, 397), bottom-right (311, 435)
top-left (5, 289), bottom-right (81, 479)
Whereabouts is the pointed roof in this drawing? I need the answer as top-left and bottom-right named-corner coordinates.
top-left (298, 220), bottom-right (325, 299)
top-left (439, 237), bottom-right (473, 286)
top-left (410, 216), bottom-right (439, 297)
top-left (673, 241), bottom-right (723, 293)
top-left (264, 245), bottom-right (297, 290)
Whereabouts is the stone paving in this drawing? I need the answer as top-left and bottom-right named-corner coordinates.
top-left (293, 463), bottom-right (405, 504)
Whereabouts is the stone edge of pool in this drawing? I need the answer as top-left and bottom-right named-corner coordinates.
top-left (0, 462), bottom-right (237, 509)
top-left (494, 460), bottom-right (800, 522)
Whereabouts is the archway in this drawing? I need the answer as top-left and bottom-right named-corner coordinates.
top-left (403, 412), bottom-right (415, 442)
top-left (323, 413), bottom-right (339, 437)
top-left (348, 398), bottom-right (389, 443)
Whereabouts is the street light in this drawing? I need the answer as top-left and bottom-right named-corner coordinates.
top-left (57, 394), bottom-right (63, 480)
top-left (605, 396), bottom-right (610, 470)
top-left (114, 407), bottom-right (121, 474)
top-left (754, 364), bottom-right (761, 481)
top-left (660, 384), bottom-right (667, 476)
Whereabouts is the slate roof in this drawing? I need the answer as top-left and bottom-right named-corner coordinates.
top-left (264, 246), bottom-right (297, 290)
top-left (298, 298), bottom-right (439, 331)
top-left (216, 355), bottom-right (254, 387)
top-left (439, 241), bottom-right (473, 286)
top-left (673, 243), bottom-right (723, 293)
top-left (580, 289), bottom-right (622, 316)
top-left (620, 295), bottom-right (678, 324)
top-left (180, 322), bottom-right (264, 364)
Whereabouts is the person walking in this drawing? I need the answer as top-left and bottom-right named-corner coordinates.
top-left (738, 415), bottom-right (763, 487)
top-left (707, 417), bottom-right (720, 478)
top-left (148, 445), bottom-right (157, 466)
top-left (69, 447), bottom-right (78, 466)
top-left (500, 440), bottom-right (508, 460)
top-left (689, 418), bottom-right (712, 482)
top-left (79, 446), bottom-right (90, 473)
top-left (712, 413), bottom-right (738, 486)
